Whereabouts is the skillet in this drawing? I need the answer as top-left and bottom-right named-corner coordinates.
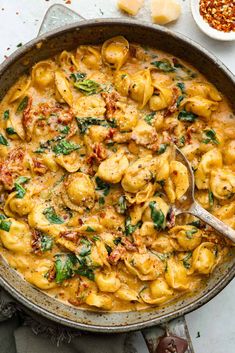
top-left (0, 16), bottom-right (234, 336)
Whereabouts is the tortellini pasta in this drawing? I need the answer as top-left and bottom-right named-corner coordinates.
top-left (62, 172), bottom-right (95, 213)
top-left (195, 148), bottom-right (222, 189)
top-left (130, 69), bottom-right (154, 108)
top-left (191, 243), bottom-right (216, 275)
top-left (0, 219), bottom-right (32, 253)
top-left (0, 37), bottom-right (232, 312)
top-left (31, 61), bottom-right (55, 88)
top-left (164, 161), bottom-right (189, 202)
top-left (97, 149), bottom-right (129, 183)
top-left (55, 71), bottom-right (73, 106)
top-left (101, 36), bottom-right (129, 70)
top-left (77, 46), bottom-right (101, 69)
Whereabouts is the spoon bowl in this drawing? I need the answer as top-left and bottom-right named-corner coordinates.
top-left (174, 146), bottom-right (235, 243)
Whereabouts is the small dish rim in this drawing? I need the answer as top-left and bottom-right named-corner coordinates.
top-left (191, 0), bottom-right (235, 41)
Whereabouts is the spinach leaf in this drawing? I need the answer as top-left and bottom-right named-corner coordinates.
top-left (3, 110), bottom-right (9, 120)
top-left (144, 112), bottom-right (155, 125)
top-left (208, 190), bottom-right (214, 208)
top-left (98, 196), bottom-right (105, 205)
top-left (86, 226), bottom-right (95, 232)
top-left (185, 228), bottom-right (198, 239)
top-left (55, 253), bottom-right (77, 283)
top-left (43, 207), bottom-right (64, 224)
top-left (16, 96), bottom-right (29, 113)
top-left (125, 217), bottom-right (142, 236)
top-left (41, 234), bottom-right (53, 252)
top-left (52, 140), bottom-right (80, 155)
top-left (15, 183), bottom-right (26, 199)
top-left (0, 214), bottom-right (7, 220)
top-left (0, 134), bottom-right (8, 146)
top-left (59, 126), bottom-right (70, 135)
top-left (14, 176), bottom-right (30, 199)
top-left (80, 239), bottom-right (91, 257)
top-left (75, 266), bottom-right (95, 281)
top-left (117, 195), bottom-right (127, 214)
top-left (182, 252), bottom-right (192, 269)
top-left (95, 177), bottom-right (110, 196)
top-left (149, 201), bottom-right (165, 230)
top-left (176, 82), bottom-right (186, 94)
top-left (157, 143), bottom-right (168, 155)
top-left (178, 135), bottom-right (185, 147)
top-left (0, 219), bottom-right (12, 232)
top-left (176, 95), bottom-right (184, 108)
top-left (105, 244), bottom-right (112, 255)
top-left (202, 129), bottom-right (219, 145)
top-left (76, 116), bottom-right (116, 134)
top-left (151, 59), bottom-right (175, 72)
top-left (16, 176), bottom-right (30, 184)
top-left (113, 237), bottom-right (122, 245)
top-left (178, 109), bottom-right (198, 122)
top-left (150, 250), bottom-right (170, 262)
top-left (70, 72), bottom-right (86, 82)
top-left (188, 220), bottom-right (201, 228)
top-left (6, 127), bottom-right (16, 135)
top-left (74, 79), bottom-right (101, 95)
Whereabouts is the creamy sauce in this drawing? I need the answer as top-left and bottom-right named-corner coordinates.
top-left (0, 37), bottom-right (233, 312)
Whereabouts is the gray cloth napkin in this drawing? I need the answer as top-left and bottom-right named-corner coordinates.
top-left (0, 289), bottom-right (149, 353)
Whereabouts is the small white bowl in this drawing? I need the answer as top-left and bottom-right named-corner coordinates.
top-left (191, 0), bottom-right (235, 41)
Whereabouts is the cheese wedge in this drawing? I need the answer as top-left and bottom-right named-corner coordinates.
top-left (118, 0), bottom-right (144, 16)
top-left (151, 0), bottom-right (181, 25)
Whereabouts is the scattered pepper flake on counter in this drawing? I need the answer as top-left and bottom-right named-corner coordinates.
top-left (199, 0), bottom-right (235, 32)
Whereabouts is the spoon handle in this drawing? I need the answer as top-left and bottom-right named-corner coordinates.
top-left (187, 201), bottom-right (235, 243)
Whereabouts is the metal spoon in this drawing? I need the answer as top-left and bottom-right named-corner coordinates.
top-left (174, 146), bottom-right (235, 243)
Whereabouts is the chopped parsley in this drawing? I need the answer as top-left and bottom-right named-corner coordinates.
top-left (202, 129), bottom-right (219, 145)
top-left (178, 109), bottom-right (198, 122)
top-left (144, 112), bottom-right (156, 125)
top-left (43, 207), bottom-right (64, 224)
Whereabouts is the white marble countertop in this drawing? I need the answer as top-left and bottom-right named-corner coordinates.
top-left (0, 1), bottom-right (234, 352)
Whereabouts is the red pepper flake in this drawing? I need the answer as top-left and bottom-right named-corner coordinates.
top-left (199, 0), bottom-right (235, 32)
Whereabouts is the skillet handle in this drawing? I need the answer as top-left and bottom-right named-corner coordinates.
top-left (38, 3), bottom-right (85, 36)
top-left (141, 316), bottom-right (195, 353)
